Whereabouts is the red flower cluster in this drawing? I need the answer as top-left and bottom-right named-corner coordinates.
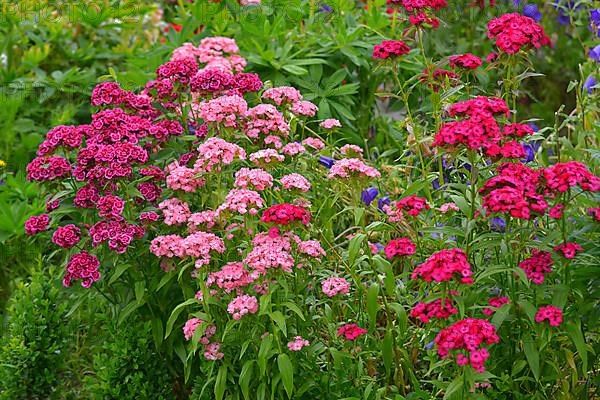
top-left (554, 242), bottom-right (583, 259)
top-left (482, 296), bottom-right (509, 316)
top-left (63, 251), bottom-right (101, 288)
top-left (535, 305), bottom-right (563, 327)
top-left (26, 156), bottom-right (72, 182)
top-left (410, 298), bottom-right (458, 323)
top-left (449, 53), bottom-right (482, 70)
top-left (434, 97), bottom-right (532, 158)
top-left (435, 318), bottom-right (499, 372)
top-left (36, 125), bottom-right (86, 156)
top-left (337, 323), bottom-right (367, 340)
top-left (372, 40), bottom-right (410, 60)
top-left (396, 195), bottom-right (430, 217)
top-left (260, 203), bottom-right (311, 225)
top-left (190, 69), bottom-right (263, 97)
top-left (480, 163), bottom-right (547, 219)
top-left (25, 214), bottom-right (50, 235)
top-left (487, 13), bottom-right (551, 54)
top-left (411, 248), bottom-right (474, 284)
top-left (52, 224), bottom-right (81, 249)
top-left (386, 0), bottom-right (448, 29)
top-left (518, 250), bottom-right (553, 284)
top-left (543, 162), bottom-right (600, 193)
top-left (384, 237), bottom-right (417, 259)
top-left (89, 219), bottom-right (145, 254)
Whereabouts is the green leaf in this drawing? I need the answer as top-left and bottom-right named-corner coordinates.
top-left (164, 298), bottom-right (198, 339)
top-left (118, 301), bottom-right (142, 326)
top-left (277, 354), bottom-right (294, 398)
top-left (348, 233), bottom-right (366, 266)
top-left (566, 321), bottom-right (588, 374)
top-left (151, 318), bottom-right (163, 349)
top-left (367, 283), bottom-right (380, 330)
top-left (215, 365), bottom-right (228, 400)
top-left (382, 329), bottom-right (393, 377)
top-left (109, 263), bottom-right (130, 285)
top-left (240, 360), bottom-right (254, 400)
top-left (283, 301), bottom-right (305, 321)
top-left (443, 374), bottom-right (464, 400)
top-left (258, 334), bottom-right (273, 375)
top-left (270, 311), bottom-right (287, 337)
top-left (522, 333), bottom-right (540, 381)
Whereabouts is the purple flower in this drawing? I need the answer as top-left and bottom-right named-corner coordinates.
top-left (583, 75), bottom-right (597, 94)
top-left (527, 122), bottom-right (539, 132)
top-left (491, 217), bottom-right (506, 232)
top-left (318, 156), bottom-right (334, 169)
top-left (425, 340), bottom-right (435, 350)
top-left (521, 142), bottom-right (540, 163)
top-left (361, 187), bottom-right (379, 206)
top-left (590, 9), bottom-right (600, 35)
top-left (523, 4), bottom-right (542, 22)
top-left (378, 196), bottom-right (390, 211)
top-left (319, 4), bottom-right (333, 12)
top-left (590, 45), bottom-right (600, 62)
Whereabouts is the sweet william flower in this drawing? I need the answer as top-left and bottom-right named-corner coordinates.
top-left (25, 214), bottom-right (50, 235)
top-left (554, 242), bottom-right (583, 259)
top-left (337, 323), bottom-right (367, 340)
top-left (535, 305), bottom-right (563, 326)
top-left (384, 238), bottom-right (416, 259)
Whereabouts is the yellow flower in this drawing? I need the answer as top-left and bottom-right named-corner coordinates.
top-left (0, 160), bottom-right (6, 168)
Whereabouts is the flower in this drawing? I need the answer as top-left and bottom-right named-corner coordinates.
top-left (449, 53), bottom-right (482, 70)
top-left (411, 248), bottom-right (474, 284)
top-left (396, 195), bottom-right (430, 217)
top-left (183, 318), bottom-right (202, 341)
top-left (337, 323), bottom-right (367, 340)
top-left (261, 203), bottom-right (311, 225)
top-left (63, 251), bottom-right (101, 288)
top-left (535, 305), bottom-right (563, 326)
top-left (327, 158), bottom-right (380, 179)
top-left (522, 4), bottom-right (542, 22)
top-left (227, 294), bottom-right (259, 320)
top-left (487, 13), bottom-right (550, 54)
top-left (519, 250), bottom-right (553, 284)
top-left (554, 242), bottom-right (583, 259)
top-left (372, 40), bottom-right (410, 59)
top-left (483, 296), bottom-right (510, 316)
top-left (435, 318), bottom-right (499, 372)
top-left (287, 336), bottom-right (310, 351)
top-left (583, 75), bottom-right (597, 94)
top-left (384, 238), bottom-right (417, 259)
top-left (590, 44), bottom-right (600, 62)
top-left (52, 224), bottom-right (81, 248)
top-left (361, 187), bottom-right (379, 206)
top-left (280, 173), bottom-right (311, 192)
top-left (25, 214), bottom-right (50, 235)
top-left (321, 277), bottom-right (350, 297)
top-left (318, 155), bottom-right (335, 169)
top-left (411, 298), bottom-right (458, 323)
top-left (320, 119), bottom-right (342, 129)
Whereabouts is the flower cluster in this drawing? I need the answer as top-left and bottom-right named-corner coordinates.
top-left (337, 323), bottom-right (367, 340)
top-left (261, 204), bottom-right (311, 225)
top-left (435, 318), bottom-right (499, 372)
top-left (518, 250), bottom-right (554, 284)
top-left (411, 248), bottom-right (474, 284)
top-left (372, 40), bottom-right (410, 59)
top-left (535, 305), bottom-right (563, 327)
top-left (487, 13), bottom-right (551, 54)
top-left (410, 298), bottom-right (458, 323)
top-left (384, 238), bottom-right (417, 259)
top-left (482, 296), bottom-right (509, 316)
top-left (321, 277), bottom-right (350, 297)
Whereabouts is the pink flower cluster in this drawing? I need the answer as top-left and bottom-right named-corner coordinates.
top-left (410, 298), bottom-right (458, 323)
top-left (396, 195), bottom-right (430, 217)
top-left (321, 277), bottom-right (350, 297)
top-left (319, 119), bottom-right (341, 129)
top-left (327, 158), bottom-right (381, 179)
top-left (207, 262), bottom-right (256, 293)
top-left (63, 251), bottom-right (101, 288)
top-left (25, 214), bottom-right (50, 235)
top-left (150, 231), bottom-right (225, 268)
top-left (234, 168), bottom-right (274, 191)
top-left (52, 224), bottom-right (81, 248)
top-left (435, 318), bottom-right (499, 372)
top-left (195, 137), bottom-right (247, 172)
top-left (287, 336), bottom-right (310, 351)
top-left (227, 294), bottom-right (259, 320)
top-left (337, 323), bottom-right (367, 340)
top-left (411, 248), bottom-right (474, 284)
top-left (535, 305), bottom-right (563, 327)
top-left (483, 296), bottom-right (510, 316)
top-left (384, 238), bottom-right (417, 259)
top-left (543, 162), bottom-right (600, 193)
top-left (518, 250), bottom-right (553, 284)
top-left (261, 203), bottom-right (311, 225)
top-left (487, 13), bottom-right (551, 54)
top-left (280, 173), bottom-right (311, 192)
top-left (449, 53), bottom-right (482, 70)
top-left (372, 40), bottom-right (410, 59)
top-left (554, 242), bottom-right (583, 259)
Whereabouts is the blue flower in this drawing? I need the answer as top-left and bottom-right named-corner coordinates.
top-left (588, 8), bottom-right (600, 36)
top-left (318, 156), bottom-right (334, 169)
top-left (521, 141), bottom-right (541, 163)
top-left (491, 217), bottom-right (506, 232)
top-left (523, 4), bottom-right (542, 21)
top-left (527, 122), bottom-right (539, 132)
top-left (361, 187), bottom-right (379, 206)
top-left (590, 44), bottom-right (600, 62)
top-left (425, 341), bottom-right (435, 350)
top-left (319, 4), bottom-right (333, 12)
top-left (432, 176), bottom-right (449, 190)
top-left (584, 75), bottom-right (597, 94)
top-left (374, 243), bottom-right (384, 252)
top-left (378, 196), bottom-right (391, 211)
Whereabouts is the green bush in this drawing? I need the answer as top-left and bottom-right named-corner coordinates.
top-left (0, 271), bottom-right (74, 399)
top-left (85, 319), bottom-right (180, 400)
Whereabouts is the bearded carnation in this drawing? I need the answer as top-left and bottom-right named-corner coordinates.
top-left (261, 203), bottom-right (311, 225)
top-left (384, 238), bottom-right (417, 259)
top-left (411, 248), bottom-right (474, 284)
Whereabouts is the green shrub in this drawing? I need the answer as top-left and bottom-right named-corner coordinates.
top-left (0, 271), bottom-right (74, 399)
